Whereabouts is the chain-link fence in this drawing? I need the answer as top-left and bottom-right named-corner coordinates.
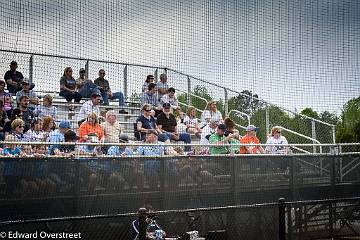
top-left (0, 152), bottom-right (359, 222)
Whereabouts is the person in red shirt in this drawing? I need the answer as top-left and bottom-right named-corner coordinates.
top-left (240, 125), bottom-right (265, 154)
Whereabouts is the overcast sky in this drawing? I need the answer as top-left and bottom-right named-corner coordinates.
top-left (0, 0), bottom-right (359, 114)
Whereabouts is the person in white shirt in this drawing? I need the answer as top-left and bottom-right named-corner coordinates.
top-left (199, 120), bottom-right (218, 154)
top-left (159, 87), bottom-right (179, 110)
top-left (24, 117), bottom-right (45, 142)
top-left (265, 126), bottom-right (289, 154)
top-left (76, 92), bottom-right (102, 125)
top-left (200, 100), bottom-right (223, 126)
top-left (101, 110), bottom-right (122, 143)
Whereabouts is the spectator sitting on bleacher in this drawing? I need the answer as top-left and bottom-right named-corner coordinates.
top-left (159, 87), bottom-right (180, 111)
top-left (142, 75), bottom-right (155, 92)
top-left (34, 94), bottom-right (57, 120)
top-left (53, 130), bottom-right (79, 156)
top-left (209, 124), bottom-right (239, 155)
top-left (141, 83), bottom-right (160, 112)
top-left (42, 116), bottom-right (55, 141)
top-left (14, 96), bottom-right (34, 132)
top-left (11, 118), bottom-right (27, 142)
top-left (59, 67), bottom-right (82, 107)
top-left (24, 117), bottom-right (45, 142)
top-left (3, 108), bottom-right (22, 137)
top-left (76, 92), bottom-right (102, 125)
top-left (16, 79), bottom-right (39, 110)
top-left (136, 104), bottom-right (169, 142)
top-left (0, 99), bottom-right (7, 141)
top-left (265, 126), bottom-right (289, 154)
top-left (4, 61), bottom-right (35, 94)
top-left (101, 110), bottom-right (122, 143)
top-left (76, 68), bottom-right (100, 98)
top-left (183, 106), bottom-right (201, 138)
top-left (200, 100), bottom-right (223, 125)
top-left (157, 73), bottom-right (169, 100)
top-left (156, 103), bottom-right (192, 152)
top-left (3, 134), bottom-right (22, 156)
top-left (200, 120), bottom-right (218, 154)
top-left (78, 112), bottom-right (104, 143)
top-left (240, 125), bottom-right (265, 154)
top-left (0, 80), bottom-right (13, 118)
top-left (94, 69), bottom-right (127, 114)
top-left (79, 133), bottom-right (103, 156)
top-left (107, 134), bottom-right (133, 156)
top-left (47, 120), bottom-right (71, 155)
top-left (223, 117), bottom-right (241, 154)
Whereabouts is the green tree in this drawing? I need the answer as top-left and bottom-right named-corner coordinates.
top-left (337, 96), bottom-right (360, 143)
top-left (227, 90), bottom-right (265, 116)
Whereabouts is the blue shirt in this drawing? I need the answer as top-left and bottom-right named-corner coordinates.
top-left (48, 130), bottom-right (64, 155)
top-left (107, 146), bottom-right (133, 156)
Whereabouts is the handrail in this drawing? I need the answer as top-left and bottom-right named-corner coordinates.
top-left (290, 146), bottom-right (311, 154)
top-left (228, 110), bottom-right (251, 126)
top-left (278, 125), bottom-right (322, 153)
top-left (1, 49), bottom-right (336, 130)
top-left (175, 88), bottom-right (209, 110)
top-left (165, 68), bottom-right (335, 127)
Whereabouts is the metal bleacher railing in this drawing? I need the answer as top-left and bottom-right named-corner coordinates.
top-left (0, 49), bottom-right (336, 148)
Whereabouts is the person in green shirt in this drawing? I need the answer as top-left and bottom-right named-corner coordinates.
top-left (209, 124), bottom-right (239, 155)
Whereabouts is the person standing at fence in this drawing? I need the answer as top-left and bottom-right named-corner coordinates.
top-left (94, 69), bottom-right (127, 114)
top-left (59, 67), bottom-right (82, 108)
top-left (4, 61), bottom-right (35, 94)
top-left (157, 73), bottom-right (169, 100)
top-left (265, 126), bottom-right (289, 154)
top-left (76, 68), bottom-right (100, 98)
top-left (240, 125), bottom-right (264, 154)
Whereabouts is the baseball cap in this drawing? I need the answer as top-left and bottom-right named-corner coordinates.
top-left (246, 125), bottom-right (257, 131)
top-left (119, 134), bottom-right (129, 143)
top-left (217, 124), bottom-right (227, 131)
top-left (59, 120), bottom-right (71, 129)
top-left (10, 61), bottom-right (18, 65)
top-left (163, 103), bottom-right (171, 109)
top-left (79, 68), bottom-right (86, 73)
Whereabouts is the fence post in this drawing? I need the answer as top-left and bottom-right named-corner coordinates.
top-left (265, 105), bottom-right (270, 136)
top-left (85, 60), bottom-right (89, 79)
top-left (187, 76), bottom-right (192, 107)
top-left (123, 65), bottom-right (128, 101)
top-left (138, 208), bottom-right (147, 240)
top-left (332, 125), bottom-right (336, 144)
top-left (311, 120), bottom-right (317, 153)
top-left (278, 198), bottom-right (286, 240)
top-left (224, 88), bottom-right (228, 117)
top-left (154, 68), bottom-right (158, 83)
top-left (29, 55), bottom-right (34, 84)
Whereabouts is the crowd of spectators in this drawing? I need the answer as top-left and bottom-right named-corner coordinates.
top-left (0, 61), bottom-right (291, 195)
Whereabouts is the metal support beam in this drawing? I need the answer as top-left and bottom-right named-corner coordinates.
top-left (265, 106), bottom-right (270, 135)
top-left (224, 88), bottom-right (228, 117)
top-left (29, 55), bottom-right (34, 84)
top-left (85, 60), bottom-right (89, 79)
top-left (187, 76), bottom-right (191, 107)
top-left (123, 65), bottom-right (128, 101)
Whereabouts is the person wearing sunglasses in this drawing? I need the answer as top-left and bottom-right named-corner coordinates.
top-left (10, 118), bottom-right (27, 141)
top-left (265, 126), bottom-right (289, 154)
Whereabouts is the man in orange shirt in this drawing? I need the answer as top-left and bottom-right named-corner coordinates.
top-left (240, 125), bottom-right (265, 154)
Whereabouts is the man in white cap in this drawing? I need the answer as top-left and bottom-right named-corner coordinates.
top-left (240, 125), bottom-right (264, 154)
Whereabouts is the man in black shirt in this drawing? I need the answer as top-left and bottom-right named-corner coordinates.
top-left (156, 103), bottom-right (191, 151)
top-left (4, 61), bottom-right (34, 94)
